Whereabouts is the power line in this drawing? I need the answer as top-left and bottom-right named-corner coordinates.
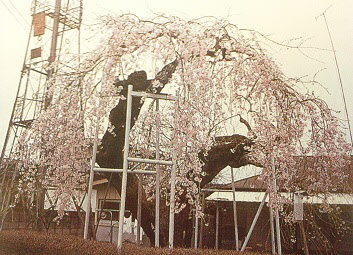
top-left (5, 0), bottom-right (30, 26)
top-left (0, 0), bottom-right (28, 32)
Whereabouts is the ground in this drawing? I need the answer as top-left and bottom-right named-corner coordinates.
top-left (0, 230), bottom-right (270, 255)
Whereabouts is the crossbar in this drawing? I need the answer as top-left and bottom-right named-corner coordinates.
top-left (93, 167), bottom-right (156, 175)
top-left (201, 189), bottom-right (232, 193)
top-left (131, 91), bottom-right (178, 101)
top-left (127, 157), bottom-right (173, 166)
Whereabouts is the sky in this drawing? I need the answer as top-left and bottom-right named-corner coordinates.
top-left (1, 0), bottom-right (353, 154)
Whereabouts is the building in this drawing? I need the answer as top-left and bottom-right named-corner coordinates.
top-left (202, 174), bottom-right (353, 254)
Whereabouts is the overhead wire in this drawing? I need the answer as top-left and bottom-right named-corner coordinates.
top-left (4, 0), bottom-right (30, 26)
top-left (0, 0), bottom-right (28, 32)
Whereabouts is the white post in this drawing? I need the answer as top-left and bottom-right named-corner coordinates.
top-left (300, 221), bottom-right (310, 255)
top-left (194, 206), bottom-right (199, 249)
top-left (199, 193), bottom-right (205, 248)
top-left (168, 152), bottom-right (177, 248)
top-left (83, 125), bottom-right (99, 239)
top-left (136, 175), bottom-right (142, 245)
top-left (269, 207), bottom-right (276, 255)
top-left (155, 99), bottom-right (160, 247)
top-left (215, 205), bottom-right (219, 250)
top-left (231, 168), bottom-right (239, 251)
top-left (240, 192), bottom-right (268, 251)
top-left (275, 208), bottom-right (282, 255)
top-left (117, 85), bottom-right (133, 249)
top-left (271, 158), bottom-right (282, 255)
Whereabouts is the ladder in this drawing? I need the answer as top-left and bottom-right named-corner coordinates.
top-left (84, 84), bottom-right (178, 249)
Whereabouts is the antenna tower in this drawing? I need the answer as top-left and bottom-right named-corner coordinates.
top-left (0, 0), bottom-right (83, 230)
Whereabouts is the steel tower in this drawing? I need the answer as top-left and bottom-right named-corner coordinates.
top-left (0, 0), bottom-right (83, 230)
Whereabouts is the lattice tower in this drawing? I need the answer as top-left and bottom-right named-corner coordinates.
top-left (0, 0), bottom-right (83, 230)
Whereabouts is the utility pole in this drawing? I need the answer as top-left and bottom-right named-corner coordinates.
top-left (45, 0), bottom-right (61, 109)
top-left (35, 0), bottom-right (61, 228)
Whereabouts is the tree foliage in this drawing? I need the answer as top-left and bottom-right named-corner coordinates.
top-left (14, 14), bottom-right (351, 245)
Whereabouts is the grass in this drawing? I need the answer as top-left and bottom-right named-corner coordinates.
top-left (0, 230), bottom-right (269, 255)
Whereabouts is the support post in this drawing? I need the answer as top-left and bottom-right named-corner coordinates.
top-left (271, 158), bottom-right (282, 255)
top-left (45, 0), bottom-right (62, 108)
top-left (269, 207), bottom-right (276, 255)
top-left (215, 205), bottom-right (219, 250)
top-left (194, 206), bottom-right (199, 249)
top-left (117, 85), bottom-right (133, 249)
top-left (168, 89), bottom-right (179, 249)
top-left (136, 175), bottom-right (143, 245)
top-left (199, 193), bottom-right (205, 248)
top-left (231, 168), bottom-right (239, 251)
top-left (300, 221), bottom-right (310, 255)
top-left (83, 126), bottom-right (98, 239)
top-left (168, 152), bottom-right (177, 248)
top-left (275, 209), bottom-right (282, 255)
top-left (48, 0), bottom-right (61, 65)
top-left (241, 192), bottom-right (268, 251)
top-left (155, 99), bottom-right (160, 247)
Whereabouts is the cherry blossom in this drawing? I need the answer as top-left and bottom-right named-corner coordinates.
top-left (14, 14), bottom-right (351, 220)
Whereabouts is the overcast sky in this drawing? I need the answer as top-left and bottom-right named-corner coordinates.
top-left (1, 0), bottom-right (352, 153)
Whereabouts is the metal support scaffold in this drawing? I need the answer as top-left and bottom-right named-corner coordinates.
top-left (201, 166), bottom-right (282, 253)
top-left (271, 158), bottom-right (282, 255)
top-left (84, 85), bottom-right (178, 250)
top-left (240, 192), bottom-right (268, 251)
top-left (230, 168), bottom-right (239, 251)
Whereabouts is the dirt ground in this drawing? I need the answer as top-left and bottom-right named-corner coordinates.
top-left (0, 230), bottom-right (270, 255)
top-left (0, 246), bottom-right (18, 255)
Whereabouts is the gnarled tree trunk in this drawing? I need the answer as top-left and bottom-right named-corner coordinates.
top-left (96, 60), bottom-right (257, 247)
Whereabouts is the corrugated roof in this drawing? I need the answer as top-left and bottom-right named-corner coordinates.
top-left (206, 191), bottom-right (353, 205)
top-left (222, 175), bottom-right (266, 191)
top-left (207, 155), bottom-right (353, 193)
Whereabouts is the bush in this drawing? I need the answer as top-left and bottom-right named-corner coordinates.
top-left (0, 230), bottom-right (268, 255)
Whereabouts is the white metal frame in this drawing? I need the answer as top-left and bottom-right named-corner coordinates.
top-left (240, 192), bottom-right (268, 251)
top-left (84, 85), bottom-right (178, 250)
top-left (230, 168), bottom-right (239, 251)
top-left (201, 165), bottom-right (283, 253)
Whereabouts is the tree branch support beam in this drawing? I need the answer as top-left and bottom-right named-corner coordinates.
top-left (240, 192), bottom-right (268, 251)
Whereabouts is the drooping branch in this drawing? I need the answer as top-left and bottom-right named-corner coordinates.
top-left (89, 14), bottom-right (350, 247)
top-left (14, 14), bottom-right (351, 249)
